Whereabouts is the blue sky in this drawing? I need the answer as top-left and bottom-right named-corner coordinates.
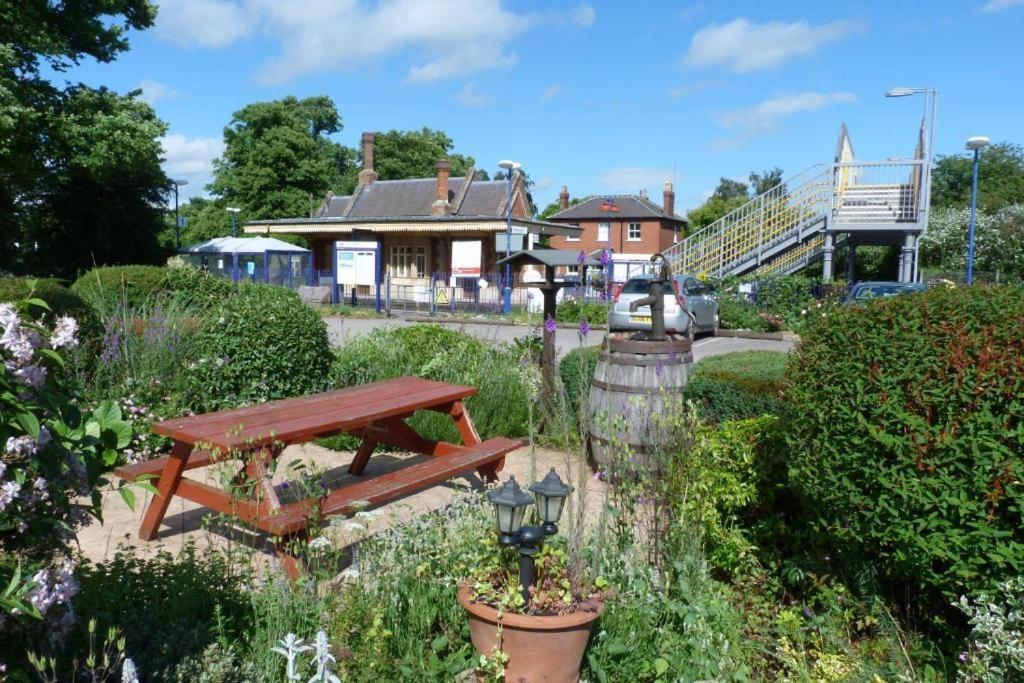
top-left (60, 0), bottom-right (1024, 212)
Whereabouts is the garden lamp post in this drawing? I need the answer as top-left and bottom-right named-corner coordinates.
top-left (226, 206), bottom-right (241, 237)
top-left (886, 86), bottom-right (938, 282)
top-left (488, 470), bottom-right (570, 603)
top-left (965, 136), bottom-right (990, 285)
top-left (172, 178), bottom-right (188, 251)
top-left (498, 159), bottom-right (521, 315)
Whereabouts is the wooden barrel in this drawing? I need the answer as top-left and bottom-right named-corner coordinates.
top-left (586, 334), bottom-right (693, 470)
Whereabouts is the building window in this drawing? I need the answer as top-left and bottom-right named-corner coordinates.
top-left (627, 222), bottom-right (642, 241)
top-left (390, 245), bottom-right (426, 277)
top-left (566, 222), bottom-right (580, 241)
top-left (597, 222), bottom-right (610, 242)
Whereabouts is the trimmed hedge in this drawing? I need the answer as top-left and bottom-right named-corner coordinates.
top-left (683, 350), bottom-right (787, 422)
top-left (184, 284), bottom-right (331, 411)
top-left (558, 345), bottom-right (600, 419)
top-left (787, 285), bottom-right (1024, 606)
top-left (72, 265), bottom-right (169, 310)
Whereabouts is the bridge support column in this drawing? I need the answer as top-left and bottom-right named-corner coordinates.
top-left (845, 237), bottom-right (856, 282)
top-left (899, 232), bottom-right (916, 283)
top-left (821, 232), bottom-right (835, 282)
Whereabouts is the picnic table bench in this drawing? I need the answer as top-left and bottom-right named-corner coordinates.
top-left (114, 377), bottom-right (522, 578)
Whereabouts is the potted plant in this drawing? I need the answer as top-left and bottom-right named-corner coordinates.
top-left (457, 469), bottom-right (607, 683)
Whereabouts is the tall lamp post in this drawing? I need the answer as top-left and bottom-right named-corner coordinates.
top-left (965, 136), bottom-right (990, 285)
top-left (885, 86), bottom-right (938, 282)
top-left (226, 206), bottom-right (241, 237)
top-left (498, 159), bottom-right (521, 315)
top-left (172, 179), bottom-right (188, 250)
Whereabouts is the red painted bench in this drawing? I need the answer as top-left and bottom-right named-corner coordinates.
top-left (115, 377), bottom-right (522, 578)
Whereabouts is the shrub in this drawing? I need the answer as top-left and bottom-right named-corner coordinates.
top-left (787, 285), bottom-right (1024, 609)
top-left (162, 264), bottom-right (236, 312)
top-left (684, 350), bottom-right (787, 422)
top-left (0, 277), bottom-right (102, 350)
top-left (328, 325), bottom-right (536, 444)
top-left (185, 284), bottom-right (331, 411)
top-left (71, 265), bottom-right (169, 311)
top-left (717, 295), bottom-right (772, 331)
top-left (556, 297), bottom-right (609, 325)
top-left (956, 576), bottom-right (1024, 681)
top-left (558, 345), bottom-right (600, 420)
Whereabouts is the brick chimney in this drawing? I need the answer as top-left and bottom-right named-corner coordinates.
top-left (663, 180), bottom-right (675, 217)
top-left (432, 158), bottom-right (451, 215)
top-left (358, 132), bottom-right (378, 184)
top-left (559, 185), bottom-right (569, 210)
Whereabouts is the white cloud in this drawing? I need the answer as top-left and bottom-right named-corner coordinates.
top-left (155, 1), bottom-right (594, 85)
top-left (685, 17), bottom-right (864, 73)
top-left (979, 0), bottom-right (1024, 11)
top-left (598, 167), bottom-right (675, 193)
top-left (669, 79), bottom-right (726, 100)
top-left (135, 79), bottom-right (180, 106)
top-left (541, 84), bottom-right (562, 101)
top-left (154, 0), bottom-right (255, 48)
top-left (456, 82), bottom-right (496, 107)
top-left (716, 91), bottom-right (856, 135)
top-left (160, 134), bottom-right (225, 182)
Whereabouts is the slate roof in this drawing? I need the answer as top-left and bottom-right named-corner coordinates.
top-left (316, 177), bottom-right (509, 219)
top-left (548, 195), bottom-right (686, 223)
top-left (495, 249), bottom-right (602, 269)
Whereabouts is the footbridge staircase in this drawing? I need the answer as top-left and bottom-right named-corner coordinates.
top-left (663, 124), bottom-right (929, 282)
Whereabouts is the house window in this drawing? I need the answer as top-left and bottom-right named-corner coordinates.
top-left (597, 222), bottom-right (610, 242)
top-left (390, 245), bottom-right (426, 277)
top-left (566, 222), bottom-right (580, 241)
top-left (627, 222), bottom-right (642, 241)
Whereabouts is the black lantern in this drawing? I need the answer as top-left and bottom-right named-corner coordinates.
top-left (529, 468), bottom-right (570, 534)
top-left (487, 476), bottom-right (533, 544)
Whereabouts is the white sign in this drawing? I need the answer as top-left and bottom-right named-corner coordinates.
top-left (477, 278), bottom-right (489, 289)
top-left (510, 225), bottom-right (528, 235)
top-left (335, 241), bottom-right (377, 286)
top-left (451, 240), bottom-right (482, 277)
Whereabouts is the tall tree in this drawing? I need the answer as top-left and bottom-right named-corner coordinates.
top-left (209, 95), bottom-right (354, 223)
top-left (348, 127), bottom-right (475, 191)
top-left (748, 167), bottom-right (784, 195)
top-left (711, 177), bottom-right (749, 201)
top-left (931, 142), bottom-right (1024, 213)
top-left (1, 1), bottom-right (164, 277)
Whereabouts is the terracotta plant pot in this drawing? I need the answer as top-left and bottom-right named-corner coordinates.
top-left (457, 583), bottom-right (603, 683)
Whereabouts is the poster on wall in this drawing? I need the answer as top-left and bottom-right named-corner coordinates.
top-left (335, 240), bottom-right (378, 286)
top-left (451, 240), bottom-right (482, 279)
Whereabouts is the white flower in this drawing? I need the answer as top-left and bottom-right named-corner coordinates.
top-left (272, 633), bottom-right (312, 681)
top-left (50, 316), bottom-right (78, 349)
top-left (0, 480), bottom-right (21, 511)
top-left (121, 657), bottom-right (139, 683)
top-left (308, 536), bottom-right (332, 551)
top-left (309, 630), bottom-right (340, 683)
top-left (0, 303), bottom-right (16, 331)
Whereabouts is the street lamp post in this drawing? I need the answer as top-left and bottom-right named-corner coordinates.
top-left (965, 136), bottom-right (990, 285)
top-left (172, 179), bottom-right (188, 251)
top-left (498, 160), bottom-right (521, 315)
top-left (226, 206), bottom-right (241, 237)
top-left (885, 87), bottom-right (938, 283)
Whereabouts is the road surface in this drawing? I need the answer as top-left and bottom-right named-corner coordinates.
top-left (324, 316), bottom-right (793, 360)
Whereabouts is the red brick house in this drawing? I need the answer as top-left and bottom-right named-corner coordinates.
top-left (244, 132), bottom-right (579, 293)
top-left (546, 182), bottom-right (687, 281)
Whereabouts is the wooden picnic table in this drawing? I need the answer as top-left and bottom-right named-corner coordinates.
top-left (114, 376), bottom-right (521, 578)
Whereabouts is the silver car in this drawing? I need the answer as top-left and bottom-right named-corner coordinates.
top-left (608, 274), bottom-right (719, 335)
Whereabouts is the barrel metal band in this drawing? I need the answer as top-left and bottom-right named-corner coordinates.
top-left (599, 352), bottom-right (693, 367)
top-left (590, 379), bottom-right (683, 395)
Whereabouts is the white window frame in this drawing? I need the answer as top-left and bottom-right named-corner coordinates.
top-left (597, 221), bottom-right (610, 242)
top-left (565, 222), bottom-right (580, 242)
top-left (627, 222), bottom-right (642, 241)
top-left (390, 245), bottom-right (426, 278)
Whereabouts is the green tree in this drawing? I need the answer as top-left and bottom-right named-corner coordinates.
top-left (538, 196), bottom-right (584, 220)
top-left (748, 167), bottom-right (784, 195)
top-left (931, 142), bottom-right (1024, 213)
top-left (686, 195), bottom-right (748, 231)
top-left (711, 177), bottom-right (749, 201)
top-left (209, 95), bottom-right (354, 222)
top-left (1, 1), bottom-right (164, 277)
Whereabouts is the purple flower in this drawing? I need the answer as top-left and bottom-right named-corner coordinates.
top-left (802, 605), bottom-right (813, 618)
top-left (526, 291), bottom-right (534, 301)
top-left (600, 249), bottom-right (611, 266)
top-left (577, 250), bottom-right (586, 264)
top-left (655, 360), bottom-right (664, 377)
top-left (545, 315), bottom-right (556, 334)
top-left (578, 319), bottom-right (590, 338)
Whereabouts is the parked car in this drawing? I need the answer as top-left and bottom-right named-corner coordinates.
top-left (844, 281), bottom-right (926, 304)
top-left (608, 273), bottom-right (719, 335)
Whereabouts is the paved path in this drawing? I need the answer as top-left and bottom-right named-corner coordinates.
top-left (325, 316), bottom-right (793, 359)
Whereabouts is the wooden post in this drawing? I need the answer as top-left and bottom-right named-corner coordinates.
top-left (541, 266), bottom-right (559, 417)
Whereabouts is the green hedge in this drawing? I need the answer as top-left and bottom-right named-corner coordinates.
top-left (558, 345), bottom-right (600, 419)
top-left (184, 284), bottom-right (331, 411)
top-left (329, 325), bottom-right (536, 444)
top-left (787, 285), bottom-right (1024, 608)
top-left (683, 350), bottom-right (787, 422)
top-left (71, 265), bottom-right (170, 311)
top-left (162, 266), bottom-right (235, 311)
top-left (555, 298), bottom-right (609, 325)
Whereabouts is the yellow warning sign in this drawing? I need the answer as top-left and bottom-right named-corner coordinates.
top-left (434, 288), bottom-right (450, 306)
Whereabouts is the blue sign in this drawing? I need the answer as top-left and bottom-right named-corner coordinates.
top-left (177, 216), bottom-right (187, 228)
top-left (246, 261), bottom-right (255, 276)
